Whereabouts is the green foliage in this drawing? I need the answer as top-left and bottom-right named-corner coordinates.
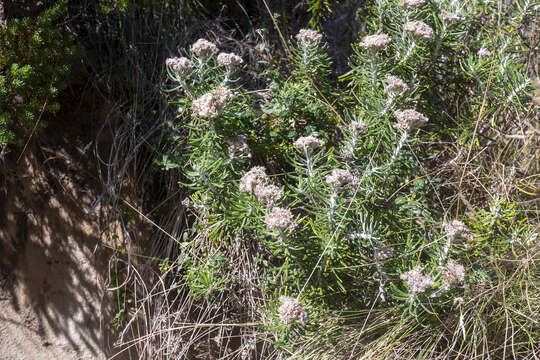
top-left (185, 251), bottom-right (231, 300)
top-left (260, 39), bottom-right (337, 163)
top-left (306, 0), bottom-right (339, 28)
top-left (0, 0), bottom-right (79, 145)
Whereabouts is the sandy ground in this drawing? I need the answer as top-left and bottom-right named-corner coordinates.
top-left (0, 141), bottom-right (122, 359)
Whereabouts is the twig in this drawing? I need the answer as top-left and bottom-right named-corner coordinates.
top-left (17, 99), bottom-right (48, 163)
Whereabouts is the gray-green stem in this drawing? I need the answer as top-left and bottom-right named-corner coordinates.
top-left (304, 147), bottom-right (314, 177)
top-left (433, 25), bottom-right (446, 61)
top-left (400, 39), bottom-right (416, 65)
top-left (328, 190), bottom-right (337, 224)
top-left (370, 52), bottom-right (378, 87)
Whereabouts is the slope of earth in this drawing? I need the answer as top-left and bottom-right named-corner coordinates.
top-left (0, 107), bottom-right (127, 359)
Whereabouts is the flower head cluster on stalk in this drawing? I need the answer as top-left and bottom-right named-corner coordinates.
top-left (359, 34), bottom-right (392, 51)
top-left (325, 169), bottom-right (354, 189)
top-left (440, 10), bottom-right (460, 24)
top-left (393, 109), bottom-right (429, 130)
top-left (191, 85), bottom-right (234, 119)
top-left (444, 220), bottom-right (473, 241)
top-left (265, 207), bottom-right (297, 232)
top-left (278, 296), bottom-right (307, 327)
top-left (239, 166), bottom-right (269, 194)
top-left (293, 135), bottom-right (325, 152)
top-left (217, 52), bottom-right (243, 67)
top-left (385, 74), bottom-right (409, 95)
top-left (295, 29), bottom-right (323, 46)
top-left (255, 184), bottom-right (283, 208)
top-left (400, 266), bottom-right (435, 294)
top-left (405, 21), bottom-right (435, 41)
top-left (166, 57), bottom-right (193, 72)
top-left (192, 38), bottom-right (219, 57)
top-left (398, 0), bottom-right (427, 8)
top-left (439, 260), bottom-right (465, 286)
top-left (349, 121), bottom-right (367, 133)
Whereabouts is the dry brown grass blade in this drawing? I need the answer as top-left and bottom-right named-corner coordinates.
top-left (456, 60), bottom-right (496, 218)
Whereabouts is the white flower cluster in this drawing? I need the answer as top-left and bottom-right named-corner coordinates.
top-left (254, 184), bottom-right (283, 208)
top-left (192, 93), bottom-right (219, 118)
top-left (239, 166), bottom-right (268, 194)
top-left (278, 296), bottom-right (307, 327)
top-left (293, 135), bottom-right (325, 152)
top-left (226, 136), bottom-right (251, 157)
top-left (295, 29), bottom-right (323, 46)
top-left (359, 33), bottom-right (392, 51)
top-left (374, 246), bottom-right (394, 261)
top-left (405, 21), bottom-right (435, 41)
top-left (439, 260), bottom-right (465, 285)
top-left (444, 220), bottom-right (473, 241)
top-left (325, 169), bottom-right (354, 188)
top-left (192, 38), bottom-right (219, 57)
top-left (191, 85), bottom-right (233, 118)
top-left (478, 48), bottom-right (491, 57)
top-left (349, 121), bottom-right (367, 133)
top-left (265, 207), bottom-right (297, 232)
top-left (181, 197), bottom-right (192, 208)
top-left (239, 169), bottom-right (294, 231)
top-left (393, 109), bottom-right (429, 130)
top-left (440, 10), bottom-right (460, 23)
top-left (181, 197), bottom-right (205, 211)
top-left (400, 266), bottom-right (435, 294)
top-left (398, 0), bottom-right (427, 8)
top-left (239, 167), bottom-right (284, 207)
top-left (166, 57), bottom-right (193, 72)
top-left (385, 74), bottom-right (409, 94)
top-left (217, 52), bottom-right (243, 67)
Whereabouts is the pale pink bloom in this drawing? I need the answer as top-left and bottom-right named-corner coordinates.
top-left (349, 121), bottom-right (367, 133)
top-left (444, 220), bottom-right (473, 241)
top-left (278, 296), bottom-right (307, 327)
top-left (325, 169), bottom-right (354, 188)
top-left (439, 260), bottom-right (465, 285)
top-left (293, 136), bottom-right (325, 151)
top-left (405, 21), bottom-right (435, 41)
top-left (478, 48), bottom-right (491, 57)
top-left (239, 166), bottom-right (268, 194)
top-left (265, 207), bottom-right (297, 232)
top-left (398, 0), bottom-right (427, 8)
top-left (217, 52), bottom-right (243, 67)
top-left (393, 109), bottom-right (428, 130)
top-left (440, 10), bottom-right (460, 23)
top-left (359, 34), bottom-right (392, 51)
top-left (192, 38), bottom-right (218, 57)
top-left (385, 74), bottom-right (409, 94)
top-left (166, 57), bottom-right (193, 72)
top-left (296, 29), bottom-right (323, 45)
top-left (400, 266), bottom-right (435, 293)
top-left (191, 85), bottom-right (234, 118)
top-left (254, 184), bottom-right (283, 208)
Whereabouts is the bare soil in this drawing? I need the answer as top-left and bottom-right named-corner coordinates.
top-left (0, 113), bottom-right (124, 359)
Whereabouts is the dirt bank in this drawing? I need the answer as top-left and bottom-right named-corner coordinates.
top-left (0, 111), bottom-right (126, 359)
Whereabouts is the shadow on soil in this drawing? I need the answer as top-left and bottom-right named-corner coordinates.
top-left (0, 96), bottom-right (130, 359)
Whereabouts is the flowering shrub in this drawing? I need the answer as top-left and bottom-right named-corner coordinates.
top-left (160, 0), bottom-right (538, 357)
